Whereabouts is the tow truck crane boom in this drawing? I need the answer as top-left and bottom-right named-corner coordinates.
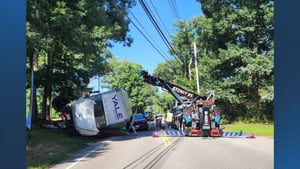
top-left (139, 70), bottom-right (211, 107)
top-left (139, 70), bottom-right (221, 137)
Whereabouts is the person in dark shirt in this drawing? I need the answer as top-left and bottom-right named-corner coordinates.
top-left (155, 113), bottom-right (162, 130)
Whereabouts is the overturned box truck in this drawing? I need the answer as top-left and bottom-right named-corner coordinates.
top-left (70, 89), bottom-right (132, 136)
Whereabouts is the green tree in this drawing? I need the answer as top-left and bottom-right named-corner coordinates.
top-left (155, 92), bottom-right (174, 114)
top-left (154, 61), bottom-right (196, 95)
top-left (157, 0), bottom-right (274, 122)
top-left (26, 0), bottom-right (135, 121)
top-left (103, 57), bottom-right (156, 114)
top-left (164, 16), bottom-right (216, 95)
top-left (153, 60), bottom-right (181, 82)
top-left (197, 0), bottom-right (274, 122)
top-left (170, 20), bottom-right (195, 80)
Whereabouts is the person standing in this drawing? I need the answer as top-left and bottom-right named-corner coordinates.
top-left (155, 113), bottom-right (162, 130)
top-left (213, 106), bottom-right (221, 129)
top-left (197, 99), bottom-right (204, 126)
top-left (165, 110), bottom-right (173, 129)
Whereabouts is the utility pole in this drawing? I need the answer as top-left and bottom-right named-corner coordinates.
top-left (194, 42), bottom-right (200, 94)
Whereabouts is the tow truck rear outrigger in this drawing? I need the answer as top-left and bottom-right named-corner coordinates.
top-left (139, 70), bottom-right (223, 137)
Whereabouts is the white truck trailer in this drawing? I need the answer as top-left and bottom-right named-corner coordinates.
top-left (72, 89), bottom-right (132, 136)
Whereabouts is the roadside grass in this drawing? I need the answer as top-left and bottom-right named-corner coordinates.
top-left (26, 128), bottom-right (97, 169)
top-left (26, 127), bottom-right (130, 169)
top-left (223, 123), bottom-right (274, 137)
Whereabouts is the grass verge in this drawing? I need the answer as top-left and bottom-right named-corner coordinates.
top-left (26, 128), bottom-right (97, 169)
top-left (223, 123), bottom-right (274, 137)
top-left (26, 127), bottom-right (129, 169)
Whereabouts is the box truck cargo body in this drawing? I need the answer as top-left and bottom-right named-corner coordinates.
top-left (72, 89), bottom-right (132, 136)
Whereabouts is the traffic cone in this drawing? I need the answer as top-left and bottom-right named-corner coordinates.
top-left (247, 134), bottom-right (256, 139)
top-left (152, 132), bottom-right (159, 138)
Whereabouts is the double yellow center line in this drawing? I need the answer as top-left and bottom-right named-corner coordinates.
top-left (161, 136), bottom-right (171, 146)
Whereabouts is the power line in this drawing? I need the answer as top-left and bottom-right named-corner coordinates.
top-left (128, 6), bottom-right (180, 74)
top-left (168, 0), bottom-right (181, 21)
top-left (149, 0), bottom-right (172, 37)
top-left (138, 0), bottom-right (183, 64)
top-left (172, 0), bottom-right (181, 20)
top-left (129, 9), bottom-right (172, 61)
top-left (128, 16), bottom-right (173, 65)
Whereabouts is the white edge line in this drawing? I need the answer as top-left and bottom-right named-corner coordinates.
top-left (66, 144), bottom-right (103, 169)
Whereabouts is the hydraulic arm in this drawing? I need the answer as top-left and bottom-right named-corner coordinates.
top-left (139, 70), bottom-right (221, 137)
top-left (139, 70), bottom-right (209, 106)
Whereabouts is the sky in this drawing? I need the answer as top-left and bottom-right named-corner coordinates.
top-left (89, 0), bottom-right (203, 92)
top-left (110, 0), bottom-right (203, 74)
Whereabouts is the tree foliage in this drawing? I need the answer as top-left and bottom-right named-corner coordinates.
top-left (154, 0), bottom-right (274, 122)
top-left (102, 57), bottom-right (157, 114)
top-left (198, 0), bottom-right (274, 122)
top-left (26, 0), bottom-right (135, 120)
top-left (156, 92), bottom-right (175, 113)
top-left (170, 20), bottom-right (195, 80)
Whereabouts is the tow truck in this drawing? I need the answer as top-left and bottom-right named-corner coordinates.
top-left (139, 70), bottom-right (223, 137)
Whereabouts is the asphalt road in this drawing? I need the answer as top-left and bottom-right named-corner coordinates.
top-left (50, 131), bottom-right (273, 169)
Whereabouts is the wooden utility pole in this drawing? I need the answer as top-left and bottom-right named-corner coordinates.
top-left (194, 42), bottom-right (200, 94)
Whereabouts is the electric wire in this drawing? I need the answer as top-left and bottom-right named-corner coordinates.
top-left (128, 16), bottom-right (173, 66)
top-left (168, 0), bottom-right (181, 21)
top-left (129, 9), bottom-right (172, 61)
top-left (149, 0), bottom-right (172, 37)
top-left (139, 0), bottom-right (183, 64)
top-left (172, 0), bottom-right (181, 21)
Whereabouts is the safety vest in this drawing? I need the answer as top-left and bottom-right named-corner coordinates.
top-left (165, 112), bottom-right (173, 122)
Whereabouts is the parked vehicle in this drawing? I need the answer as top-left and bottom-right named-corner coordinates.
top-left (144, 112), bottom-right (153, 121)
top-left (126, 113), bottom-right (149, 131)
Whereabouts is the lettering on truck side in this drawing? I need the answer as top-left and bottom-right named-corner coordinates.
top-left (112, 94), bottom-right (124, 120)
top-left (172, 86), bottom-right (194, 98)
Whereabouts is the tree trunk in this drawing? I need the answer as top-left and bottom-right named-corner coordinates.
top-left (134, 104), bottom-right (138, 114)
top-left (41, 41), bottom-right (56, 120)
top-left (251, 72), bottom-right (260, 114)
top-left (42, 85), bottom-right (52, 120)
top-left (32, 80), bottom-right (38, 120)
top-left (30, 49), bottom-right (39, 122)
